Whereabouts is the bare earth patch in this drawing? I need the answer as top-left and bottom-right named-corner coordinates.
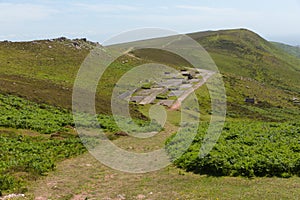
top-left (26, 123), bottom-right (300, 200)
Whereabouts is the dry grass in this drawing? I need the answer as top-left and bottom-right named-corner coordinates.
top-left (27, 152), bottom-right (300, 200)
top-left (26, 123), bottom-right (300, 200)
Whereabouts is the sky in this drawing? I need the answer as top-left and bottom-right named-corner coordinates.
top-left (0, 0), bottom-right (300, 45)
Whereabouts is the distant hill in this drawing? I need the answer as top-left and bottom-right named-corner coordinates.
top-left (131, 29), bottom-right (300, 92)
top-left (272, 41), bottom-right (300, 58)
top-left (187, 29), bottom-right (300, 93)
top-left (130, 29), bottom-right (300, 120)
top-left (0, 29), bottom-right (299, 121)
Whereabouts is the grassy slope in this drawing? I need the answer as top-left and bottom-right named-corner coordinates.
top-left (189, 29), bottom-right (300, 93)
top-left (272, 41), bottom-right (300, 58)
top-left (0, 39), bottom-right (91, 84)
top-left (132, 29), bottom-right (300, 121)
top-left (0, 29), bottom-right (299, 120)
top-left (0, 39), bottom-right (146, 117)
top-left (28, 151), bottom-right (300, 200)
top-left (1, 29), bottom-right (300, 198)
top-left (128, 29), bottom-right (300, 95)
top-left (0, 39), bottom-right (90, 110)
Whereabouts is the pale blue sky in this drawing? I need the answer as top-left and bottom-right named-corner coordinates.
top-left (0, 0), bottom-right (300, 45)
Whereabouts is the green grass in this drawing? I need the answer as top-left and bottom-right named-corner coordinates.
top-left (0, 129), bottom-right (87, 194)
top-left (0, 93), bottom-right (162, 194)
top-left (272, 42), bottom-right (300, 58)
top-left (27, 135), bottom-right (300, 200)
top-left (141, 82), bottom-right (153, 89)
top-left (0, 93), bottom-right (119, 134)
top-left (193, 73), bottom-right (300, 122)
top-left (0, 39), bottom-right (146, 116)
top-left (128, 28), bottom-right (300, 123)
top-left (1, 29), bottom-right (299, 118)
top-left (0, 39), bottom-right (90, 84)
top-left (188, 29), bottom-right (300, 93)
top-left (0, 92), bottom-right (162, 135)
top-left (0, 93), bottom-right (73, 134)
top-left (167, 121), bottom-right (300, 178)
top-left (0, 29), bottom-right (300, 198)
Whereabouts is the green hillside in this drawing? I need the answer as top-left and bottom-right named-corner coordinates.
top-left (132, 29), bottom-right (300, 121)
top-left (130, 29), bottom-right (300, 92)
top-left (0, 38), bottom-right (145, 117)
top-left (0, 38), bottom-right (90, 109)
top-left (1, 29), bottom-right (300, 196)
top-left (272, 41), bottom-right (300, 58)
top-left (190, 29), bottom-right (300, 92)
top-left (0, 29), bottom-right (299, 120)
top-left (0, 29), bottom-right (299, 128)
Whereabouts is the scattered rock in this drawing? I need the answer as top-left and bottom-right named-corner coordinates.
top-left (35, 197), bottom-right (47, 200)
top-left (136, 194), bottom-right (146, 199)
top-left (57, 37), bottom-right (67, 42)
top-left (73, 42), bottom-right (79, 46)
top-left (114, 131), bottom-right (129, 137)
top-left (0, 194), bottom-right (25, 200)
top-left (71, 194), bottom-right (88, 200)
top-left (104, 174), bottom-right (115, 181)
top-left (117, 194), bottom-right (126, 200)
top-left (51, 185), bottom-right (59, 190)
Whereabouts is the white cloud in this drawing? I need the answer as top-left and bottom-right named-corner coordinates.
top-left (0, 3), bottom-right (58, 23)
top-left (176, 5), bottom-right (236, 13)
top-left (72, 3), bottom-right (138, 12)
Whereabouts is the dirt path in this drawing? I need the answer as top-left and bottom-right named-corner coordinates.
top-left (28, 153), bottom-right (300, 200)
top-left (29, 123), bottom-right (179, 200)
top-left (26, 120), bottom-right (300, 200)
